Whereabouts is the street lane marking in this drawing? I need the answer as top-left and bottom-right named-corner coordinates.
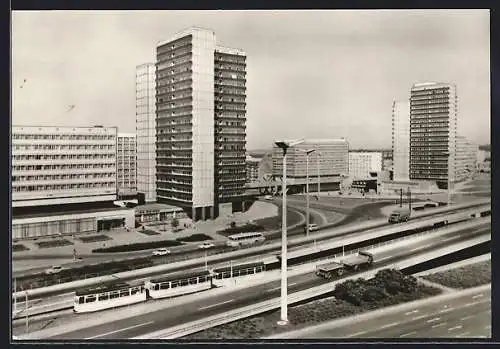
top-left (472, 294), bottom-right (484, 299)
top-left (400, 331), bottom-right (417, 338)
top-left (441, 237), bottom-right (454, 242)
top-left (86, 321), bottom-right (154, 339)
top-left (409, 243), bottom-right (433, 252)
top-left (199, 299), bottom-right (234, 310)
top-left (405, 310), bottom-right (419, 315)
top-left (347, 330), bottom-right (367, 337)
top-left (439, 307), bottom-right (454, 314)
top-left (432, 323), bottom-right (446, 328)
top-left (267, 286), bottom-right (281, 293)
top-left (289, 282), bottom-right (297, 286)
top-left (412, 315), bottom-right (426, 321)
top-left (427, 317), bottom-right (441, 323)
top-left (377, 256), bottom-right (392, 262)
top-left (464, 302), bottom-right (478, 307)
top-left (379, 322), bottom-right (400, 329)
top-left (448, 325), bottom-right (463, 331)
top-left (460, 315), bottom-right (474, 321)
top-left (457, 332), bottom-right (471, 337)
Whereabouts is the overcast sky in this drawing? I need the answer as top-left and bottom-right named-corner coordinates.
top-left (12, 10), bottom-right (490, 149)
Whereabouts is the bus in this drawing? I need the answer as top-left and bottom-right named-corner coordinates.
top-left (226, 232), bottom-right (266, 247)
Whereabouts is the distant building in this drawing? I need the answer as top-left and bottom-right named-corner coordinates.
top-left (454, 136), bottom-right (478, 181)
top-left (117, 133), bottom-right (137, 198)
top-left (272, 138), bottom-right (349, 179)
top-left (11, 125), bottom-right (134, 240)
top-left (348, 151), bottom-right (382, 179)
top-left (246, 155), bottom-right (261, 183)
top-left (136, 63), bottom-right (157, 203)
top-left (392, 100), bottom-right (410, 181)
top-left (409, 82), bottom-right (458, 188)
top-left (155, 27), bottom-right (248, 221)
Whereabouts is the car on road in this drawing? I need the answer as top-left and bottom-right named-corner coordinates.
top-left (264, 195), bottom-right (273, 200)
top-left (198, 242), bottom-right (215, 249)
top-left (44, 265), bottom-right (63, 275)
top-left (152, 248), bottom-right (171, 256)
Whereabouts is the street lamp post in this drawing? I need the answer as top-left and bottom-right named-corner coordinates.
top-left (442, 152), bottom-right (452, 206)
top-left (275, 139), bottom-right (304, 326)
top-left (301, 149), bottom-right (316, 237)
top-left (317, 152), bottom-right (321, 198)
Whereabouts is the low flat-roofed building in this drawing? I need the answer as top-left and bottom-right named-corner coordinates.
top-left (134, 203), bottom-right (187, 224)
top-left (12, 206), bottom-right (135, 240)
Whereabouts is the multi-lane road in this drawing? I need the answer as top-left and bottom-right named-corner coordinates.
top-left (277, 285), bottom-right (491, 339)
top-left (15, 222), bottom-right (489, 339)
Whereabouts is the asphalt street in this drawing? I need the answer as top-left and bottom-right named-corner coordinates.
top-left (287, 287), bottom-right (491, 339)
top-left (16, 223), bottom-right (489, 340)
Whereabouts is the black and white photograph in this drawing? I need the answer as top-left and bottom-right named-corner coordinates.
top-left (11, 9), bottom-right (491, 341)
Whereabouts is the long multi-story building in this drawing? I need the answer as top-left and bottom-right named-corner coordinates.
top-left (409, 82), bottom-right (458, 188)
top-left (348, 151), bottom-right (382, 179)
top-left (155, 27), bottom-right (247, 221)
top-left (392, 100), bottom-right (410, 181)
top-left (117, 133), bottom-right (137, 198)
top-left (454, 135), bottom-right (478, 181)
top-left (272, 139), bottom-right (349, 179)
top-left (136, 63), bottom-right (157, 203)
top-left (12, 126), bottom-right (118, 207)
top-left (11, 126), bottom-right (135, 240)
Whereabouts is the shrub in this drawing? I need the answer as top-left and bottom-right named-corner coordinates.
top-left (362, 286), bottom-right (387, 302)
top-left (176, 233), bottom-right (213, 242)
top-left (92, 239), bottom-right (183, 253)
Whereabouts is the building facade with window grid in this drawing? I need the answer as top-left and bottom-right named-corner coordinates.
top-left (272, 139), bottom-right (349, 179)
top-left (348, 151), bottom-right (382, 180)
top-left (409, 82), bottom-right (458, 188)
top-left (155, 27), bottom-right (247, 221)
top-left (392, 100), bottom-right (410, 181)
top-left (246, 155), bottom-right (260, 183)
top-left (12, 126), bottom-right (118, 207)
top-left (136, 63), bottom-right (157, 203)
top-left (117, 133), bottom-right (137, 197)
top-left (454, 135), bottom-right (478, 182)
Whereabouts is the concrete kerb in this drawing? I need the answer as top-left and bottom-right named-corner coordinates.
top-left (267, 283), bottom-right (492, 339)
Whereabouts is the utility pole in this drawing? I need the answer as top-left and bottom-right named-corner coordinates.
top-left (400, 188), bottom-right (403, 207)
top-left (204, 250), bottom-right (208, 270)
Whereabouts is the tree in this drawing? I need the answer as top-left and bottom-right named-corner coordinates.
top-left (171, 217), bottom-right (179, 230)
top-left (230, 221), bottom-right (236, 228)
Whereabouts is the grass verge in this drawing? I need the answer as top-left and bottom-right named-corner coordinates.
top-left (421, 260), bottom-right (491, 289)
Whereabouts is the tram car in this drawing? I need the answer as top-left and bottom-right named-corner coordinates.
top-left (211, 261), bottom-right (266, 287)
top-left (74, 281), bottom-right (147, 313)
top-left (145, 270), bottom-right (213, 299)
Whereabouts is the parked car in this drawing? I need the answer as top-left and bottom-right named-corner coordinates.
top-left (152, 248), bottom-right (171, 256)
top-left (198, 242), bottom-right (215, 249)
top-left (45, 265), bottom-right (63, 275)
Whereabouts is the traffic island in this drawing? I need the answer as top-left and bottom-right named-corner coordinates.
top-left (183, 269), bottom-right (442, 339)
